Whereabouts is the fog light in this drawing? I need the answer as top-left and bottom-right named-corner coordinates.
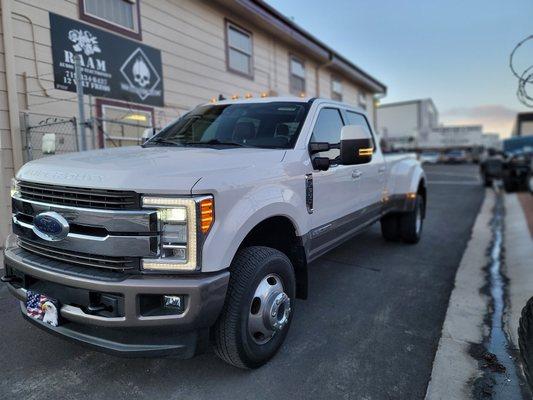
top-left (164, 295), bottom-right (184, 310)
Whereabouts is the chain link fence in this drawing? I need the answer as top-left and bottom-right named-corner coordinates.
top-left (21, 113), bottom-right (155, 163)
top-left (21, 114), bottom-right (78, 162)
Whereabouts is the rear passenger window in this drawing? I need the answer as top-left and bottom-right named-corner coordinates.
top-left (345, 111), bottom-right (375, 148)
top-left (310, 108), bottom-right (344, 159)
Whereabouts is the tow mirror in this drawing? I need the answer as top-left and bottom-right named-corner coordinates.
top-left (340, 125), bottom-right (373, 165)
top-left (309, 142), bottom-right (333, 171)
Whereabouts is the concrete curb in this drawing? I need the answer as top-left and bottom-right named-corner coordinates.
top-left (504, 193), bottom-right (533, 350)
top-left (425, 190), bottom-right (493, 400)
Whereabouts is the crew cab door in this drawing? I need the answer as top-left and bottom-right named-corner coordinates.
top-left (343, 110), bottom-right (386, 219)
top-left (307, 107), bottom-right (362, 252)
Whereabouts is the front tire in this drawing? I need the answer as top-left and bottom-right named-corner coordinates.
top-left (213, 246), bottom-right (295, 369)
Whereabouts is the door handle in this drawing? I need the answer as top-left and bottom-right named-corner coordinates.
top-left (378, 166), bottom-right (386, 174)
top-left (351, 170), bottom-right (362, 180)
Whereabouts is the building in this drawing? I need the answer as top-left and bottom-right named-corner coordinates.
top-left (511, 112), bottom-right (533, 136)
top-left (481, 133), bottom-right (501, 150)
top-left (424, 125), bottom-right (484, 149)
top-left (0, 0), bottom-right (386, 257)
top-left (375, 99), bottom-right (438, 149)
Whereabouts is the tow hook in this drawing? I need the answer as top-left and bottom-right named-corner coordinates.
top-left (0, 275), bottom-right (21, 284)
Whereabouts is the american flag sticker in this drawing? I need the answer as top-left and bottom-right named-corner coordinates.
top-left (26, 291), bottom-right (60, 327)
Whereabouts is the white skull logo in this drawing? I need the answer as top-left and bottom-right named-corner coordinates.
top-left (132, 58), bottom-right (150, 88)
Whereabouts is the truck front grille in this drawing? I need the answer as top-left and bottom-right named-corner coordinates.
top-left (18, 181), bottom-right (140, 210)
top-left (18, 239), bottom-right (139, 271)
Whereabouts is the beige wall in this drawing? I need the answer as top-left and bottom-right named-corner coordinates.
top-left (0, 0), bottom-right (379, 251)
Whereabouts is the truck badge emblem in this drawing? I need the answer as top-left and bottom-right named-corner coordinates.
top-left (33, 212), bottom-right (70, 242)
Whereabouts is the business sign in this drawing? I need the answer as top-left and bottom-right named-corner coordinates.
top-left (49, 13), bottom-right (164, 106)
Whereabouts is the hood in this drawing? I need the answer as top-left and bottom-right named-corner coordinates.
top-left (17, 146), bottom-right (286, 194)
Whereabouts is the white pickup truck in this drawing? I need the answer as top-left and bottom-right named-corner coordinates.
top-left (3, 97), bottom-right (426, 369)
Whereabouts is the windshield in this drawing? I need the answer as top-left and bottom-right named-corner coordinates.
top-left (503, 136), bottom-right (533, 154)
top-left (146, 102), bottom-right (310, 149)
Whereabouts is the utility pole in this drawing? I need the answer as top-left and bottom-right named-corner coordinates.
top-left (75, 55), bottom-right (87, 151)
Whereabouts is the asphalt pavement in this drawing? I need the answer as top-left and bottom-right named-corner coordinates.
top-left (0, 164), bottom-right (484, 400)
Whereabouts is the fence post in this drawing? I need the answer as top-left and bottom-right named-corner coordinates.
top-left (21, 112), bottom-right (32, 162)
top-left (75, 55), bottom-right (87, 151)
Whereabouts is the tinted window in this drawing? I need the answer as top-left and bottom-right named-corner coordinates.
top-left (310, 108), bottom-right (344, 159)
top-left (345, 111), bottom-right (375, 147)
top-left (147, 102), bottom-right (309, 149)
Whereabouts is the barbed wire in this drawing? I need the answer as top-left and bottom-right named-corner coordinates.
top-left (510, 34), bottom-right (533, 107)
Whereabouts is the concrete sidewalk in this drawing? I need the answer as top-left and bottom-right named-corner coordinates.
top-left (425, 190), bottom-right (492, 399)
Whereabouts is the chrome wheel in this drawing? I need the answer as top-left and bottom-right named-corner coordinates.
top-left (248, 273), bottom-right (291, 345)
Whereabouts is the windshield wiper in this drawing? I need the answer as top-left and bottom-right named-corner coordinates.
top-left (182, 139), bottom-right (249, 147)
top-left (144, 137), bottom-right (180, 147)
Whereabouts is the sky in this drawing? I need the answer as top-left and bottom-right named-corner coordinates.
top-left (266, 0), bottom-right (533, 137)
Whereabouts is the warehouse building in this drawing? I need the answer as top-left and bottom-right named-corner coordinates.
top-left (0, 0), bottom-right (386, 257)
top-left (375, 99), bottom-right (438, 149)
top-left (511, 112), bottom-right (533, 136)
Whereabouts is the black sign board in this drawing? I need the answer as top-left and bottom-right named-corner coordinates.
top-left (49, 13), bottom-right (164, 106)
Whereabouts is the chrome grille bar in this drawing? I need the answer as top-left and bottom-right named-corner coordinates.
top-left (19, 239), bottom-right (138, 271)
top-left (18, 181), bottom-right (140, 210)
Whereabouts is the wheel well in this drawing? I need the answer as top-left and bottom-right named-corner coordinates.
top-left (239, 216), bottom-right (308, 300)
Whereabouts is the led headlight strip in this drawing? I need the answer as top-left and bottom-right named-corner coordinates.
top-left (141, 196), bottom-right (198, 271)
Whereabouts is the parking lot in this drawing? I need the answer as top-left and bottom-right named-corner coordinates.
top-left (0, 164), bottom-right (485, 400)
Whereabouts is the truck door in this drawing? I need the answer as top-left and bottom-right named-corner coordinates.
top-left (308, 107), bottom-right (363, 254)
top-left (343, 110), bottom-right (386, 221)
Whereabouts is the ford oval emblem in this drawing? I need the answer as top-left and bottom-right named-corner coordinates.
top-left (33, 212), bottom-right (69, 241)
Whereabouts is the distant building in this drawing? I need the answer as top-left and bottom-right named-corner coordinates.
top-left (511, 112), bottom-right (533, 136)
top-left (482, 133), bottom-right (501, 150)
top-left (417, 125), bottom-right (483, 150)
top-left (376, 99), bottom-right (438, 149)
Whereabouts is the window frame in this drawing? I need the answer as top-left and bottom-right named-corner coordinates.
top-left (225, 19), bottom-right (254, 79)
top-left (343, 109), bottom-right (377, 149)
top-left (96, 98), bottom-right (154, 148)
top-left (331, 76), bottom-right (343, 102)
top-left (79, 0), bottom-right (142, 40)
top-left (289, 54), bottom-right (306, 96)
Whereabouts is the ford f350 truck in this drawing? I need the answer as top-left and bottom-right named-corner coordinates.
top-left (2, 97), bottom-right (426, 369)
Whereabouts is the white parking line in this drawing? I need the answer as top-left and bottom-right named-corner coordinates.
top-left (428, 180), bottom-right (481, 186)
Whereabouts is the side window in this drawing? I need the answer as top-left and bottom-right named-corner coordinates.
top-left (345, 111), bottom-right (376, 148)
top-left (310, 108), bottom-right (344, 159)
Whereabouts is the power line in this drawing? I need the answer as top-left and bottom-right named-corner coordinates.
top-left (510, 34), bottom-right (533, 107)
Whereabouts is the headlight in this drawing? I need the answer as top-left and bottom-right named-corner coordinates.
top-left (10, 178), bottom-right (20, 198)
top-left (141, 196), bottom-right (214, 272)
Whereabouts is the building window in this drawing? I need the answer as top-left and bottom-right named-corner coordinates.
top-left (358, 92), bottom-right (367, 110)
top-left (289, 55), bottom-right (306, 96)
top-left (96, 99), bottom-right (153, 148)
top-left (79, 0), bottom-right (142, 40)
top-left (226, 21), bottom-right (253, 78)
top-left (331, 77), bottom-right (343, 101)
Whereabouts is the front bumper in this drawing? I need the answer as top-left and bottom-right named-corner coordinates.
top-left (3, 247), bottom-right (229, 357)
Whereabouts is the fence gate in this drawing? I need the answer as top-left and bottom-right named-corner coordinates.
top-left (22, 115), bottom-right (78, 162)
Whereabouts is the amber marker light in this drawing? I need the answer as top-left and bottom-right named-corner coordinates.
top-left (406, 192), bottom-right (417, 200)
top-left (200, 198), bottom-right (214, 234)
top-left (359, 148), bottom-right (373, 156)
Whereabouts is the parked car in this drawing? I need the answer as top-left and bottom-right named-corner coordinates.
top-left (419, 151), bottom-right (440, 164)
top-left (501, 137), bottom-right (533, 192)
top-left (2, 97), bottom-right (426, 369)
top-left (443, 149), bottom-right (468, 163)
top-left (480, 149), bottom-right (504, 187)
